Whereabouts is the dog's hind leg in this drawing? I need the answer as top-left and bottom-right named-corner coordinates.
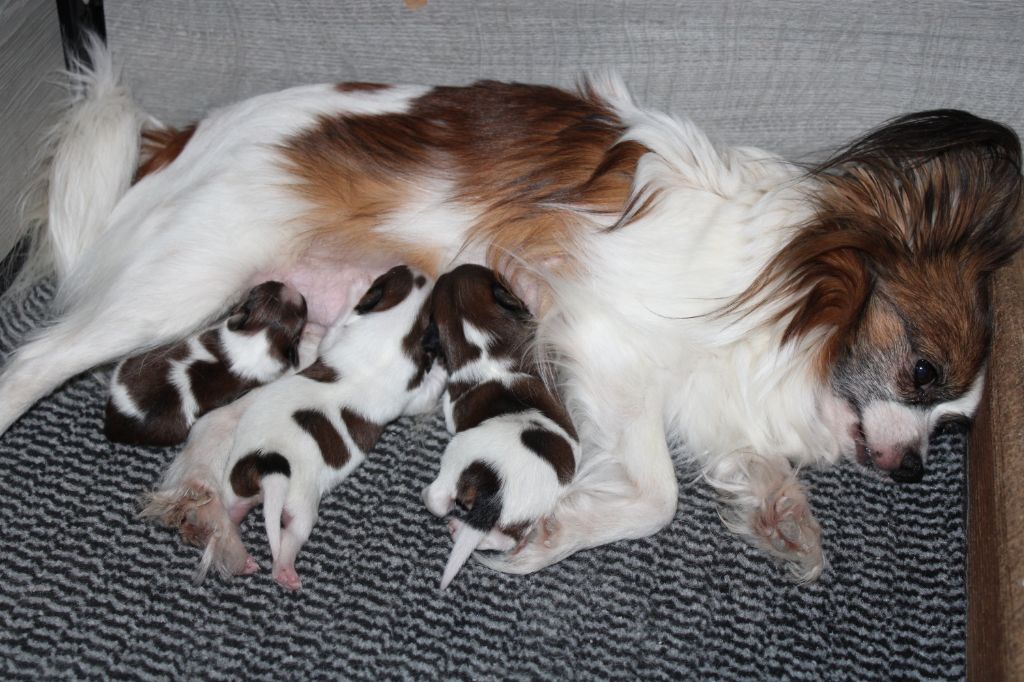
top-left (0, 253), bottom-right (260, 436)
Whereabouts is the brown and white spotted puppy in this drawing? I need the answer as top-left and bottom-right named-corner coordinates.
top-left (104, 281), bottom-right (307, 446)
top-left (219, 266), bottom-right (446, 591)
top-left (421, 264), bottom-right (580, 589)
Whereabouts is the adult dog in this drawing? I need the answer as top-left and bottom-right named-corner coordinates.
top-left (3, 38), bottom-right (1020, 580)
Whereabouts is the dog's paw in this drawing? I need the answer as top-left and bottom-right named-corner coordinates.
top-left (751, 484), bottom-right (823, 582)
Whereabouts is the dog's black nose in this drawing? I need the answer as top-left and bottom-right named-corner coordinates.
top-left (890, 451), bottom-right (924, 483)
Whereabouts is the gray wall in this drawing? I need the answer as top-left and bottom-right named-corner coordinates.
top-left (0, 0), bottom-right (65, 266)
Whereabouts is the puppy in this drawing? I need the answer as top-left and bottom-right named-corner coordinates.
top-left (141, 325), bottom-right (325, 583)
top-left (422, 265), bottom-right (579, 589)
top-left (104, 281), bottom-right (307, 446)
top-left (7, 37), bottom-right (1023, 580)
top-left (220, 265), bottom-right (445, 591)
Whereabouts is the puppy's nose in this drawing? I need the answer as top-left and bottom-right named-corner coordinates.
top-left (889, 450), bottom-right (924, 483)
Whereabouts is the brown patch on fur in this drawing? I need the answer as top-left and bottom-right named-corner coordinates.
top-left (230, 451), bottom-right (291, 498)
top-left (456, 461), bottom-right (502, 531)
top-left (105, 342), bottom-right (192, 446)
top-left (341, 408), bottom-right (384, 455)
top-left (521, 428), bottom-right (576, 485)
top-left (293, 409), bottom-right (349, 469)
top-left (402, 296), bottom-right (437, 390)
top-left (451, 377), bottom-right (576, 440)
top-left (355, 265), bottom-right (414, 314)
top-left (135, 124), bottom-right (197, 183)
top-left (191, 329), bottom-right (262, 413)
top-left (336, 82), bottom-right (391, 93)
top-left (730, 110), bottom-right (1023, 381)
top-left (227, 281), bottom-right (308, 369)
top-left (300, 358), bottom-right (340, 383)
top-left (431, 264), bottom-right (533, 375)
top-left (279, 81), bottom-right (648, 283)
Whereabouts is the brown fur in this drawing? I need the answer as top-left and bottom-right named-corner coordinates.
top-left (731, 110), bottom-right (1023, 381)
top-left (279, 81), bottom-right (648, 283)
top-left (135, 124), bottom-right (197, 183)
top-left (336, 82), bottom-right (392, 93)
top-left (340, 408), bottom-right (384, 455)
top-left (293, 409), bottom-right (350, 469)
top-left (299, 359), bottom-right (340, 383)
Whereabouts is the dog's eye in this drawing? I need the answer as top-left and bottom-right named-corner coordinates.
top-left (913, 359), bottom-right (938, 388)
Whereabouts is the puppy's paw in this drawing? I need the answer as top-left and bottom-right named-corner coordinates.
top-left (751, 484), bottom-right (824, 582)
top-left (272, 564), bottom-right (302, 591)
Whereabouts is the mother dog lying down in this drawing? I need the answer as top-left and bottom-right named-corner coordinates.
top-left (3, 37), bottom-right (1020, 581)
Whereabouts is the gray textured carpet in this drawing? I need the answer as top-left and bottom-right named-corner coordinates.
top-left (0, 282), bottom-right (967, 680)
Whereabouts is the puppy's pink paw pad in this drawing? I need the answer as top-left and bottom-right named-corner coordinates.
top-left (241, 555), bottom-right (259, 575)
top-left (273, 566), bottom-right (302, 591)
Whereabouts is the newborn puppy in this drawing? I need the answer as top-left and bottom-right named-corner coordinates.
top-left (105, 281), bottom-right (307, 446)
top-left (221, 265), bottom-right (446, 591)
top-left (422, 264), bottom-right (580, 589)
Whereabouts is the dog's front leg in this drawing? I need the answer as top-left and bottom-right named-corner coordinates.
top-left (478, 387), bottom-right (679, 574)
top-left (705, 453), bottom-right (824, 582)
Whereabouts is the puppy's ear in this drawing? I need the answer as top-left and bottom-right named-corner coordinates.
top-left (422, 319), bottom-right (442, 359)
top-left (354, 284), bottom-right (384, 314)
top-left (284, 342), bottom-right (301, 368)
top-left (492, 282), bottom-right (528, 317)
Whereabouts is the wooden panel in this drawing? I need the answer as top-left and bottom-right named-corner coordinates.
top-left (968, 253), bottom-right (1024, 681)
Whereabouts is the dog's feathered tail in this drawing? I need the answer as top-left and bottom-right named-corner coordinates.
top-left (8, 32), bottom-right (145, 298)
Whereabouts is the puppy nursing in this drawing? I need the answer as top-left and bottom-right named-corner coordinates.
top-left (423, 265), bottom-right (579, 589)
top-left (105, 281), bottom-right (307, 445)
top-left (219, 265), bottom-right (444, 590)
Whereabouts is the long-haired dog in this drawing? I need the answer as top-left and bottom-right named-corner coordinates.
top-left (4, 38), bottom-right (1021, 581)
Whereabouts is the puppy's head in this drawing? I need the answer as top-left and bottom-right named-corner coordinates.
top-left (747, 110), bottom-right (1022, 481)
top-left (340, 265), bottom-right (445, 413)
top-left (429, 264), bottom-right (534, 375)
top-left (226, 281), bottom-right (308, 370)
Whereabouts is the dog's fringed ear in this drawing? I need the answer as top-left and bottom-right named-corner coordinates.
top-left (728, 109), bottom-right (1024, 372)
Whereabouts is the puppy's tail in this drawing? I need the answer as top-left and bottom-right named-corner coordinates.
top-left (440, 523), bottom-right (487, 590)
top-left (260, 473), bottom-right (290, 561)
top-left (9, 32), bottom-right (145, 297)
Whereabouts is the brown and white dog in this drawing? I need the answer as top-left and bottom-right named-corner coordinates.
top-left (422, 264), bottom-right (580, 589)
top-left (220, 265), bottom-right (444, 590)
top-left (144, 266), bottom-right (444, 589)
top-left (5, 37), bottom-right (1022, 581)
top-left (105, 280), bottom-right (307, 446)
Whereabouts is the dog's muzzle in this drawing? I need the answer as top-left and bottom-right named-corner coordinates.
top-left (889, 450), bottom-right (924, 483)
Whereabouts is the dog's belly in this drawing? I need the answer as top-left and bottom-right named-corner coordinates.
top-left (256, 259), bottom-right (392, 328)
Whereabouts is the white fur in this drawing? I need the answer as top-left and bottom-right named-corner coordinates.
top-left (218, 271), bottom-right (445, 590)
top-left (424, 311), bottom-right (580, 588)
top-left (7, 42), bottom-right (991, 582)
